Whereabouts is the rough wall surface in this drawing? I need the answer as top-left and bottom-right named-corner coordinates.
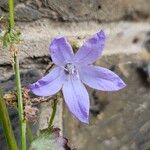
top-left (0, 19), bottom-right (150, 149)
top-left (64, 53), bottom-right (150, 150)
top-left (0, 0), bottom-right (150, 22)
top-left (0, 0), bottom-right (150, 150)
top-left (0, 20), bottom-right (150, 65)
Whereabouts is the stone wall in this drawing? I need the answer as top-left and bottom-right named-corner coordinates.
top-left (0, 0), bottom-right (150, 150)
top-left (0, 0), bottom-right (150, 22)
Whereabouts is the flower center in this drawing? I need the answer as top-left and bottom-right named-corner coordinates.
top-left (64, 63), bottom-right (77, 75)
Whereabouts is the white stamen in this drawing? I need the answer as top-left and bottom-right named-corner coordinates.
top-left (64, 63), bottom-right (77, 75)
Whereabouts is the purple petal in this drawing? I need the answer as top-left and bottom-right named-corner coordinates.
top-left (79, 65), bottom-right (126, 91)
top-left (49, 36), bottom-right (74, 66)
top-left (30, 67), bottom-right (65, 96)
top-left (74, 31), bottom-right (106, 65)
top-left (62, 77), bottom-right (89, 124)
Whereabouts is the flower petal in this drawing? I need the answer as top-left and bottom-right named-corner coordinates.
top-left (49, 36), bottom-right (74, 66)
top-left (74, 31), bottom-right (106, 65)
top-left (62, 77), bottom-right (89, 123)
top-left (30, 67), bottom-right (65, 96)
top-left (79, 65), bottom-right (126, 91)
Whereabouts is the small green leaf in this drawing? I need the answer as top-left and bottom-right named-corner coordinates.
top-left (30, 128), bottom-right (71, 150)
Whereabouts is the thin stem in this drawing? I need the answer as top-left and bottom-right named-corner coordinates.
top-left (8, 0), bottom-right (26, 149)
top-left (14, 54), bottom-right (26, 150)
top-left (27, 124), bottom-right (34, 143)
top-left (48, 100), bottom-right (58, 130)
top-left (8, 0), bottom-right (15, 30)
top-left (0, 90), bottom-right (18, 150)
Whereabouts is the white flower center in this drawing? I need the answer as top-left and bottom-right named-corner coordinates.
top-left (64, 63), bottom-right (77, 75)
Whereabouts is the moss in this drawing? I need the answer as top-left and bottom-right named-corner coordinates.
top-left (70, 40), bottom-right (79, 52)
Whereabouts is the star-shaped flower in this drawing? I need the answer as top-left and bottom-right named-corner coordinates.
top-left (30, 31), bottom-right (126, 123)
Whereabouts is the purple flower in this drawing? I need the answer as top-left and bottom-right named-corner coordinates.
top-left (30, 31), bottom-right (126, 124)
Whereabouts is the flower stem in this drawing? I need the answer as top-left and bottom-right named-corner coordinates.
top-left (14, 54), bottom-right (26, 150)
top-left (8, 0), bottom-right (15, 30)
top-left (8, 0), bottom-right (26, 149)
top-left (0, 90), bottom-right (18, 150)
top-left (27, 124), bottom-right (34, 143)
top-left (48, 100), bottom-right (58, 130)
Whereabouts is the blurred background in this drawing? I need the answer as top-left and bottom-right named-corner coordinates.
top-left (0, 0), bottom-right (150, 150)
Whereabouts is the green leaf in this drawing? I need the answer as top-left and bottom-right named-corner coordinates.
top-left (30, 128), bottom-right (71, 150)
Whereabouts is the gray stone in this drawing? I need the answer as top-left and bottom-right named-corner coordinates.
top-left (0, 16), bottom-right (150, 150)
top-left (63, 53), bottom-right (150, 150)
top-left (140, 121), bottom-right (150, 134)
top-left (0, 8), bottom-right (3, 15)
top-left (0, 0), bottom-right (19, 11)
top-left (47, 0), bottom-right (150, 21)
top-left (141, 141), bottom-right (150, 150)
top-left (15, 4), bottom-right (42, 21)
top-left (1, 0), bottom-right (150, 22)
top-left (0, 20), bottom-right (150, 65)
